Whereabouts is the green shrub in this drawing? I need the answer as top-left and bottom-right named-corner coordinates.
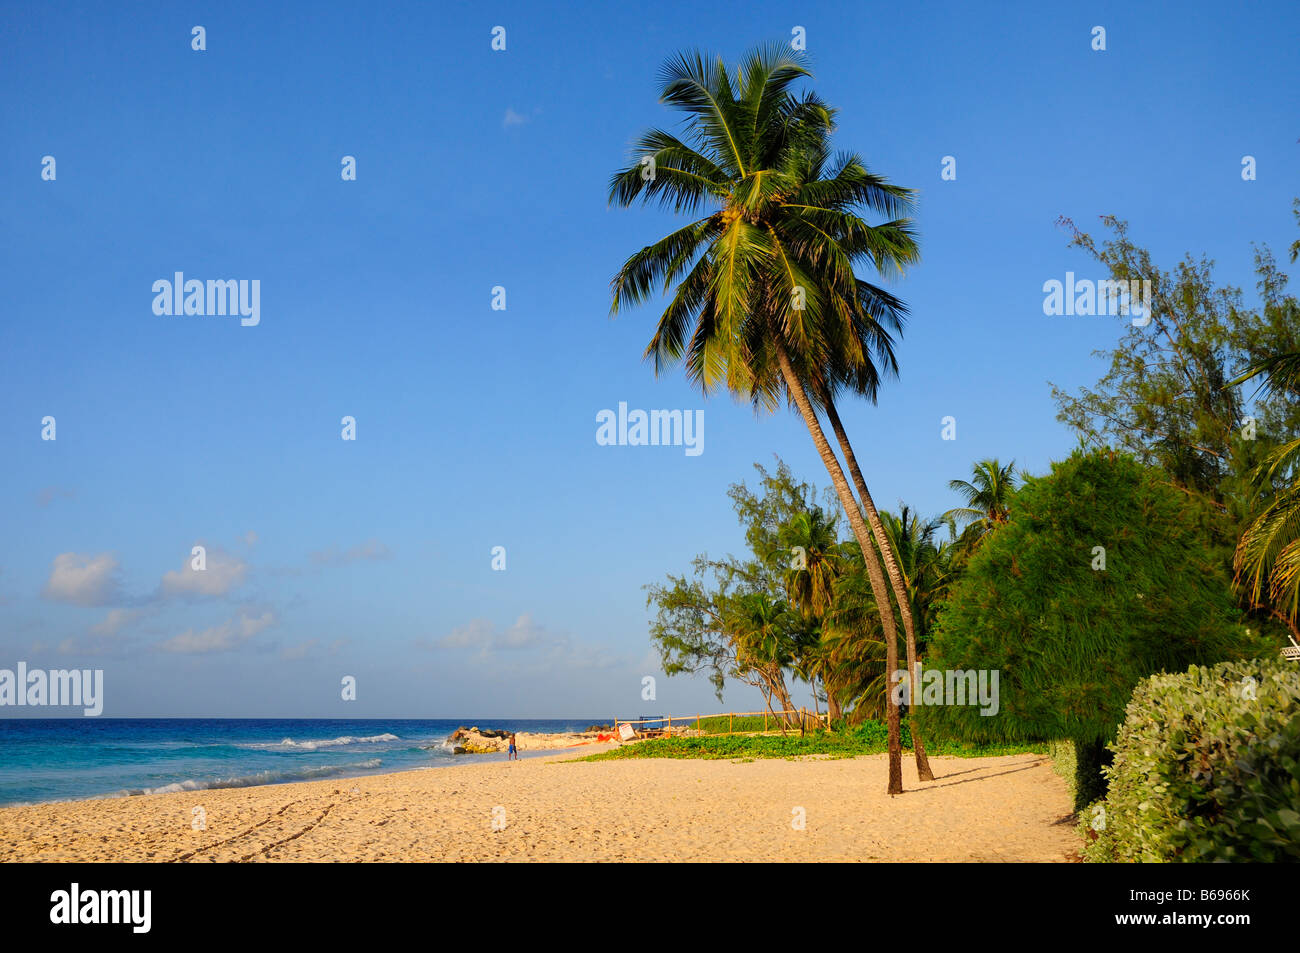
top-left (1082, 657), bottom-right (1300, 862)
top-left (579, 719), bottom-right (1045, 762)
top-left (920, 450), bottom-right (1267, 808)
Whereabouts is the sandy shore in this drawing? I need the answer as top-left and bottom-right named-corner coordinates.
top-left (0, 750), bottom-right (1079, 862)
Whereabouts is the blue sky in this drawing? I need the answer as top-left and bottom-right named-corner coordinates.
top-left (1, 0), bottom-right (1297, 717)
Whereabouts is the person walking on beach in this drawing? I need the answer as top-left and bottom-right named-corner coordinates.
top-left (507, 733), bottom-right (518, 761)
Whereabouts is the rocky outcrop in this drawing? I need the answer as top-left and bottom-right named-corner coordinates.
top-left (443, 726), bottom-right (610, 754)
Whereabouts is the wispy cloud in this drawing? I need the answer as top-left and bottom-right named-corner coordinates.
top-left (54, 609), bottom-right (152, 657)
top-left (35, 486), bottom-right (75, 507)
top-left (502, 106), bottom-right (528, 128)
top-left (428, 612), bottom-right (625, 679)
top-left (435, 613), bottom-right (547, 653)
top-left (156, 609), bottom-right (277, 654)
top-left (90, 607), bottom-right (147, 637)
top-left (310, 539), bottom-right (391, 567)
top-left (279, 637), bottom-right (344, 661)
top-left (280, 639), bottom-right (317, 660)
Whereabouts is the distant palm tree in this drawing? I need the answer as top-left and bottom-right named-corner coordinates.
top-left (944, 459), bottom-right (1019, 542)
top-left (609, 45), bottom-right (919, 792)
top-left (780, 509), bottom-right (841, 616)
top-left (727, 591), bottom-right (799, 729)
top-left (779, 507), bottom-right (843, 718)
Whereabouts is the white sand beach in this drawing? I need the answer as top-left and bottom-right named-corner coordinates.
top-left (0, 749), bottom-right (1079, 862)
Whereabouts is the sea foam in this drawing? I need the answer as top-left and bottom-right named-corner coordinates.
top-left (239, 733), bottom-right (400, 751)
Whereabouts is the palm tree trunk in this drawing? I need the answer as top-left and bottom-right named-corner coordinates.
top-left (771, 667), bottom-right (797, 729)
top-left (820, 390), bottom-right (935, 781)
top-left (819, 654), bottom-right (844, 722)
top-left (770, 332), bottom-right (904, 794)
top-left (811, 676), bottom-right (828, 730)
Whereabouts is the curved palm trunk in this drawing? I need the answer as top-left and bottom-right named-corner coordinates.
top-left (821, 391), bottom-right (935, 781)
top-left (770, 332), bottom-right (903, 794)
top-left (760, 665), bottom-right (797, 731)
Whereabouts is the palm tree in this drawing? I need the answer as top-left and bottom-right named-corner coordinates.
top-left (731, 122), bottom-right (928, 764)
top-left (780, 509), bottom-right (840, 615)
top-left (875, 507), bottom-right (955, 648)
top-left (764, 153), bottom-right (934, 776)
top-left (786, 612), bottom-right (829, 730)
top-left (821, 393), bottom-right (934, 779)
top-left (822, 542), bottom-right (890, 720)
top-left (1231, 352), bottom-right (1300, 637)
top-left (779, 507), bottom-right (843, 719)
top-left (609, 45), bottom-right (919, 792)
top-left (944, 459), bottom-right (1019, 543)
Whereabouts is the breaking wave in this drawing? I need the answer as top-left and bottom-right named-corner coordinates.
top-left (115, 759), bottom-right (385, 796)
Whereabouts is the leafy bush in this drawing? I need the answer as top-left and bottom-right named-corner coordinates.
top-left (1082, 657), bottom-right (1300, 862)
top-left (1047, 739), bottom-right (1077, 801)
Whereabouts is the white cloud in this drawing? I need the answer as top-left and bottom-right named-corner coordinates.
top-left (42, 552), bottom-right (123, 607)
top-left (159, 547), bottom-right (248, 598)
top-left (502, 614), bottom-right (546, 648)
top-left (157, 610), bottom-right (276, 654)
top-left (502, 106), bottom-right (528, 128)
top-left (242, 530), bottom-right (259, 547)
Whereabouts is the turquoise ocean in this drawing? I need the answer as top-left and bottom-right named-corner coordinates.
top-left (0, 718), bottom-right (607, 806)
